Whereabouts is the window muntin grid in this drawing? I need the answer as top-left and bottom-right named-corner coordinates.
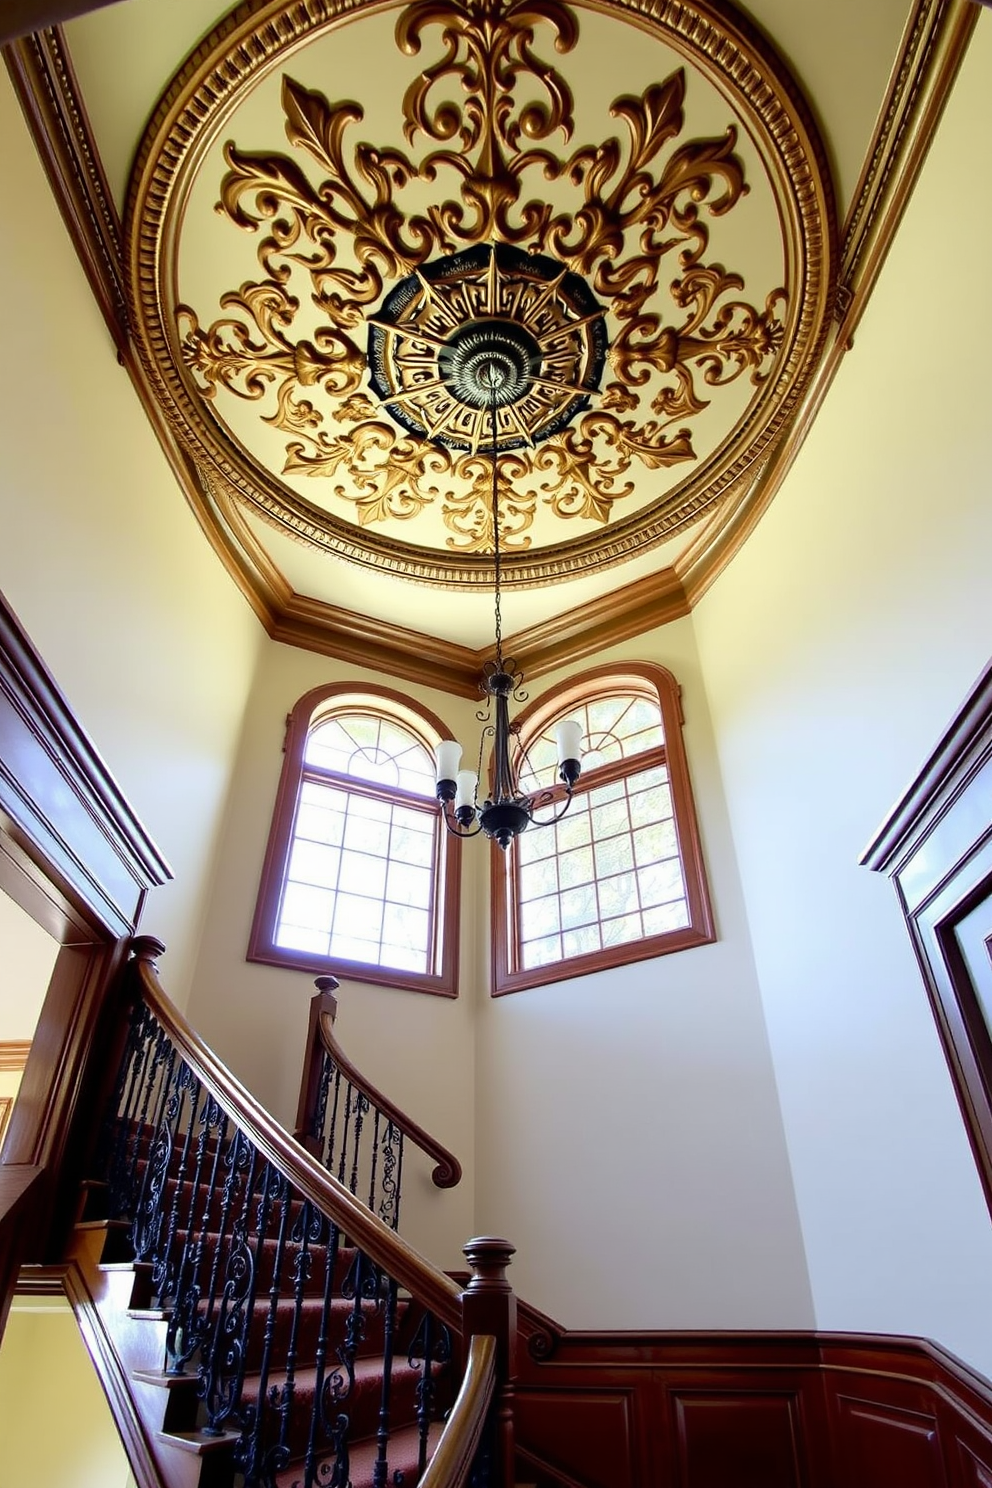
top-left (275, 712), bottom-right (440, 974)
top-left (305, 712), bottom-right (437, 796)
top-left (515, 761), bottom-right (689, 971)
top-left (517, 693), bottom-right (665, 795)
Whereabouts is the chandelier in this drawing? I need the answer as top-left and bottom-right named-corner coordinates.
top-left (394, 246), bottom-right (606, 847)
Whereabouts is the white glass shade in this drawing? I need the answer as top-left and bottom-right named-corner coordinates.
top-left (455, 769), bottom-right (478, 810)
top-left (435, 739), bottom-right (463, 783)
top-left (555, 718), bottom-right (583, 764)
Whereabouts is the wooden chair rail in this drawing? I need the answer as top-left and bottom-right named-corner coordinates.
top-left (295, 978), bottom-right (462, 1189)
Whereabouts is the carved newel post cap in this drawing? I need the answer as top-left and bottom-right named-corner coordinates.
top-left (314, 975), bottom-right (340, 994)
top-left (463, 1236), bottom-right (516, 1291)
top-left (131, 935), bottom-right (167, 964)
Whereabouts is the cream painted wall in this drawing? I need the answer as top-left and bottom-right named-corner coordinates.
top-left (475, 617), bottom-right (814, 1328)
top-left (692, 12), bottom-right (992, 1376)
top-left (0, 1295), bottom-right (133, 1488)
top-left (184, 641), bottom-right (481, 1271)
top-left (0, 890), bottom-right (59, 1040)
top-left (0, 72), bottom-right (263, 1004)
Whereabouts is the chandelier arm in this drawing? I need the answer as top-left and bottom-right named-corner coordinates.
top-left (440, 801), bottom-right (485, 838)
top-left (524, 782), bottom-right (577, 829)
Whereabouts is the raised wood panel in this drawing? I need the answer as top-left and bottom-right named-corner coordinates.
top-left (959, 1441), bottom-right (992, 1488)
top-left (0, 591), bottom-right (171, 938)
top-left (513, 1390), bottom-right (637, 1488)
top-left (835, 1397), bottom-right (946, 1488)
top-left (673, 1392), bottom-right (804, 1488)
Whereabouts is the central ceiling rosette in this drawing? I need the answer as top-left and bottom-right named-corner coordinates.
top-left (126, 0), bottom-right (835, 587)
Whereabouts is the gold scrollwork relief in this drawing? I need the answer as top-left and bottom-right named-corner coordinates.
top-left (125, 0), bottom-right (836, 586)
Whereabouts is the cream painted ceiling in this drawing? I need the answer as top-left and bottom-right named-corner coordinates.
top-left (62, 0), bottom-right (917, 652)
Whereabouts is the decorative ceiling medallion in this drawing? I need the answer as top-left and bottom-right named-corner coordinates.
top-left (125, 0), bottom-right (836, 589)
top-left (368, 244), bottom-right (607, 453)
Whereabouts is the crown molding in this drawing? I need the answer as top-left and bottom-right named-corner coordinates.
top-left (4, 26), bottom-right (126, 355)
top-left (6, 2), bottom-right (980, 696)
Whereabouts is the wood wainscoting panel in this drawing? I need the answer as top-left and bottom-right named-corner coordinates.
top-left (960, 1442), bottom-right (992, 1488)
top-left (513, 1390), bottom-right (638, 1488)
top-left (672, 1391), bottom-right (805, 1488)
top-left (834, 1397), bottom-right (946, 1488)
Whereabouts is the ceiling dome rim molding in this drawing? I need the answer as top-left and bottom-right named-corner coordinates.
top-left (124, 0), bottom-right (838, 590)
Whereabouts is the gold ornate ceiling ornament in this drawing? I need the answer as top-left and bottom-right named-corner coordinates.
top-left (126, 0), bottom-right (836, 589)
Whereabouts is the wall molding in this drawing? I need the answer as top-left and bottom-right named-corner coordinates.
top-left (0, 1042), bottom-right (31, 1073)
top-left (4, 3), bottom-right (979, 695)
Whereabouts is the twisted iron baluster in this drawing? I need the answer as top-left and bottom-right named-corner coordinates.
top-left (265, 1198), bottom-right (324, 1485)
top-left (235, 1164), bottom-right (290, 1484)
top-left (201, 1133), bottom-right (259, 1435)
top-left (368, 1108), bottom-right (382, 1215)
top-left (313, 1049), bottom-right (334, 1161)
top-left (151, 1062), bottom-right (199, 1301)
top-left (126, 1025), bottom-right (171, 1233)
top-left (131, 1040), bottom-right (179, 1263)
top-left (348, 1088), bottom-right (370, 1199)
top-left (301, 1213), bottom-right (342, 1488)
top-left (167, 1092), bottom-right (226, 1373)
top-left (199, 1111), bottom-right (233, 1340)
top-left (371, 1273), bottom-right (399, 1488)
top-left (326, 1064), bottom-right (343, 1178)
top-left (408, 1312), bottom-right (452, 1478)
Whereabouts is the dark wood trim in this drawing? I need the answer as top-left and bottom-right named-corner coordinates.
top-left (247, 681), bottom-right (462, 997)
top-left (6, 9), bottom-right (974, 693)
top-left (512, 1324), bottom-right (992, 1488)
top-left (0, 588), bottom-right (172, 938)
top-left (4, 27), bottom-right (127, 354)
top-left (862, 661), bottom-right (992, 1224)
top-left (0, 1165), bottom-right (45, 1341)
top-left (491, 662), bottom-right (715, 997)
top-left (861, 658), bottom-right (992, 877)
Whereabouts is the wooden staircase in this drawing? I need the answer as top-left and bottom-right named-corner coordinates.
top-left (51, 939), bottom-right (507, 1488)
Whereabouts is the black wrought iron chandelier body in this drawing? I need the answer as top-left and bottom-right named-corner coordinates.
top-left (428, 292), bottom-right (588, 848)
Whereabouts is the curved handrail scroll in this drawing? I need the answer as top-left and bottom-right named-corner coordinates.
top-left (296, 975), bottom-right (462, 1196)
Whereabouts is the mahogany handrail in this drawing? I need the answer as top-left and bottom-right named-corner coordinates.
top-left (295, 975), bottom-right (462, 1189)
top-left (419, 1334), bottom-right (496, 1488)
top-left (132, 938), bottom-right (462, 1331)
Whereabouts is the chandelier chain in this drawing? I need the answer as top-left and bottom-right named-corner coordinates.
top-left (489, 379), bottom-right (504, 672)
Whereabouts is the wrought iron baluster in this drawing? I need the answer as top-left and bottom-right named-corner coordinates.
top-left (126, 1024), bottom-right (171, 1226)
top-left (302, 1213), bottom-right (342, 1488)
top-left (368, 1108), bottom-right (381, 1214)
top-left (234, 1164), bottom-right (290, 1484)
top-left (151, 1061), bottom-right (199, 1301)
top-left (201, 1134), bottom-right (259, 1436)
top-left (167, 1092), bottom-right (226, 1373)
top-left (312, 1049), bottom-right (334, 1160)
top-left (265, 1196), bottom-right (323, 1485)
top-left (372, 1273), bottom-right (399, 1488)
top-left (131, 1041), bottom-right (179, 1264)
top-left (326, 1063), bottom-right (343, 1178)
top-left (378, 1122), bottom-right (403, 1232)
top-left (408, 1311), bottom-right (452, 1478)
top-left (348, 1088), bottom-right (369, 1200)
top-left (201, 1111), bottom-right (233, 1333)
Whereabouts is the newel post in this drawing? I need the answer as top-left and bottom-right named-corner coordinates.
top-left (461, 1236), bottom-right (517, 1488)
top-left (293, 976), bottom-right (339, 1154)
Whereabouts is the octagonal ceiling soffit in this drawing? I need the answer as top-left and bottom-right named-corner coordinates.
top-left (124, 0), bottom-right (836, 607)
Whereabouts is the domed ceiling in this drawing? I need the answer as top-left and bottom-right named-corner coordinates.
top-left (128, 0), bottom-right (832, 592)
top-left (13, 0), bottom-right (965, 681)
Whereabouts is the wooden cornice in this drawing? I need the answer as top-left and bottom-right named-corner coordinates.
top-left (0, 1042), bottom-right (32, 1073)
top-left (6, 3), bottom-right (979, 697)
top-left (4, 26), bottom-right (127, 355)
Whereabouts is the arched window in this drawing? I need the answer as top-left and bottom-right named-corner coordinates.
top-left (492, 663), bottom-right (713, 995)
top-left (249, 684), bottom-right (460, 996)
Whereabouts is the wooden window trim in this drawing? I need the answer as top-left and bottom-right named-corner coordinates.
top-left (248, 682), bottom-right (461, 997)
top-left (492, 662), bottom-right (714, 996)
